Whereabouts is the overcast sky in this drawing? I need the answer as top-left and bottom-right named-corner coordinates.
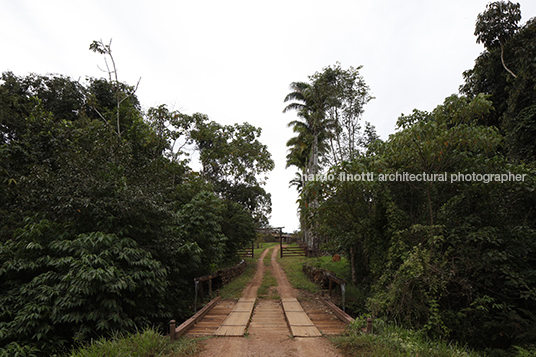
top-left (2, 0), bottom-right (535, 233)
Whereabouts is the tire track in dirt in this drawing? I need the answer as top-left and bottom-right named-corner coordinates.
top-left (241, 247), bottom-right (270, 299)
top-left (270, 244), bottom-right (297, 299)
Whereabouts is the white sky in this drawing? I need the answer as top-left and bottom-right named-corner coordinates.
top-left (2, 0), bottom-right (535, 233)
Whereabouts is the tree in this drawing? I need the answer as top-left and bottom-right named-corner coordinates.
top-left (188, 115), bottom-right (274, 227)
top-left (283, 64), bottom-right (374, 253)
top-left (284, 64), bottom-right (374, 173)
top-left (309, 64), bottom-right (374, 164)
top-left (298, 5), bottom-right (536, 350)
top-left (366, 96), bottom-right (536, 347)
top-left (0, 36), bottom-right (279, 353)
top-left (463, 11), bottom-right (536, 161)
top-left (284, 81), bottom-right (326, 178)
top-left (283, 81), bottom-right (326, 251)
top-left (475, 1), bottom-right (521, 78)
top-left (0, 68), bottom-right (276, 355)
top-left (0, 218), bottom-right (168, 355)
top-left (386, 94), bottom-right (499, 228)
top-left (89, 39), bottom-right (141, 136)
top-left (145, 104), bottom-right (196, 164)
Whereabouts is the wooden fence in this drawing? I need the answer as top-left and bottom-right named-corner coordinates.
top-left (194, 259), bottom-right (247, 308)
top-left (302, 263), bottom-right (346, 297)
top-left (237, 242), bottom-right (255, 258)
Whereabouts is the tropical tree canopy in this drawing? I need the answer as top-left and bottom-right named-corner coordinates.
top-left (285, 3), bottom-right (536, 352)
top-left (0, 42), bottom-right (273, 355)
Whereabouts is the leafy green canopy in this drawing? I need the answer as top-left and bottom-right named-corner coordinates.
top-left (305, 4), bottom-right (536, 351)
top-left (314, 93), bottom-right (536, 350)
top-left (475, 0), bottom-right (521, 49)
top-left (283, 63), bottom-right (375, 251)
top-left (463, 3), bottom-right (536, 161)
top-left (0, 67), bottom-right (272, 355)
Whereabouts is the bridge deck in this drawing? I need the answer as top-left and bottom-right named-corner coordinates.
top-left (282, 298), bottom-right (322, 337)
top-left (185, 296), bottom-right (348, 337)
top-left (184, 246), bottom-right (350, 338)
top-left (214, 298), bottom-right (256, 336)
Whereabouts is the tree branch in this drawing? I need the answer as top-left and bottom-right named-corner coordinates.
top-left (500, 41), bottom-right (517, 78)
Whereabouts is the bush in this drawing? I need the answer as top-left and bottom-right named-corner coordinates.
top-left (0, 218), bottom-right (168, 355)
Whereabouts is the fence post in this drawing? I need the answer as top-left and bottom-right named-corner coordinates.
top-left (199, 282), bottom-right (204, 303)
top-left (366, 318), bottom-right (373, 334)
top-left (280, 230), bottom-right (283, 258)
top-left (169, 320), bottom-right (176, 341)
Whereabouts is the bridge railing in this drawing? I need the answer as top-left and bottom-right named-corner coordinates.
top-left (194, 259), bottom-right (247, 309)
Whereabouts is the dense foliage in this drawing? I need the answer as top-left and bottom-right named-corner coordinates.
top-left (286, 2), bottom-right (536, 353)
top-left (0, 45), bottom-right (273, 354)
top-left (283, 63), bottom-right (376, 252)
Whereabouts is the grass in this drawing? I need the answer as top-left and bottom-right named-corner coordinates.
top-left (67, 328), bottom-right (199, 357)
top-left (217, 244), bottom-right (277, 299)
top-left (218, 257), bottom-right (258, 300)
top-left (263, 247), bottom-right (273, 266)
top-left (257, 269), bottom-right (280, 299)
top-left (277, 249), bottom-right (320, 294)
top-left (308, 255), bottom-right (352, 282)
top-left (253, 242), bottom-right (278, 259)
top-left (333, 317), bottom-right (480, 357)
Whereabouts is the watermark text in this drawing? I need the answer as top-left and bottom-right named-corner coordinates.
top-left (300, 171), bottom-right (527, 184)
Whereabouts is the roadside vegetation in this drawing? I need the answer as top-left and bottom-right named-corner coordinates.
top-left (275, 249), bottom-right (480, 356)
top-left (283, 2), bottom-right (536, 355)
top-left (334, 317), bottom-right (479, 357)
top-left (0, 41), bottom-right (273, 355)
top-left (66, 329), bottom-right (198, 357)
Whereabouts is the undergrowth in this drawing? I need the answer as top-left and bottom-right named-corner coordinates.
top-left (309, 255), bottom-right (352, 282)
top-left (67, 328), bottom-right (199, 357)
top-left (334, 317), bottom-right (479, 357)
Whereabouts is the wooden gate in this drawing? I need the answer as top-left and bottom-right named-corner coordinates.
top-left (237, 242), bottom-right (254, 258)
top-left (280, 242), bottom-right (307, 257)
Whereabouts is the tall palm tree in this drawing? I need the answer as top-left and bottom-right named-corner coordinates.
top-left (283, 81), bottom-right (330, 177)
top-left (283, 81), bottom-right (329, 253)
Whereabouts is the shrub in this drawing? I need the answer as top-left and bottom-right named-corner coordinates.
top-left (0, 217), bottom-right (168, 355)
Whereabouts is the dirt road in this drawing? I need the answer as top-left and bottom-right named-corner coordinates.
top-left (194, 246), bottom-right (344, 357)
